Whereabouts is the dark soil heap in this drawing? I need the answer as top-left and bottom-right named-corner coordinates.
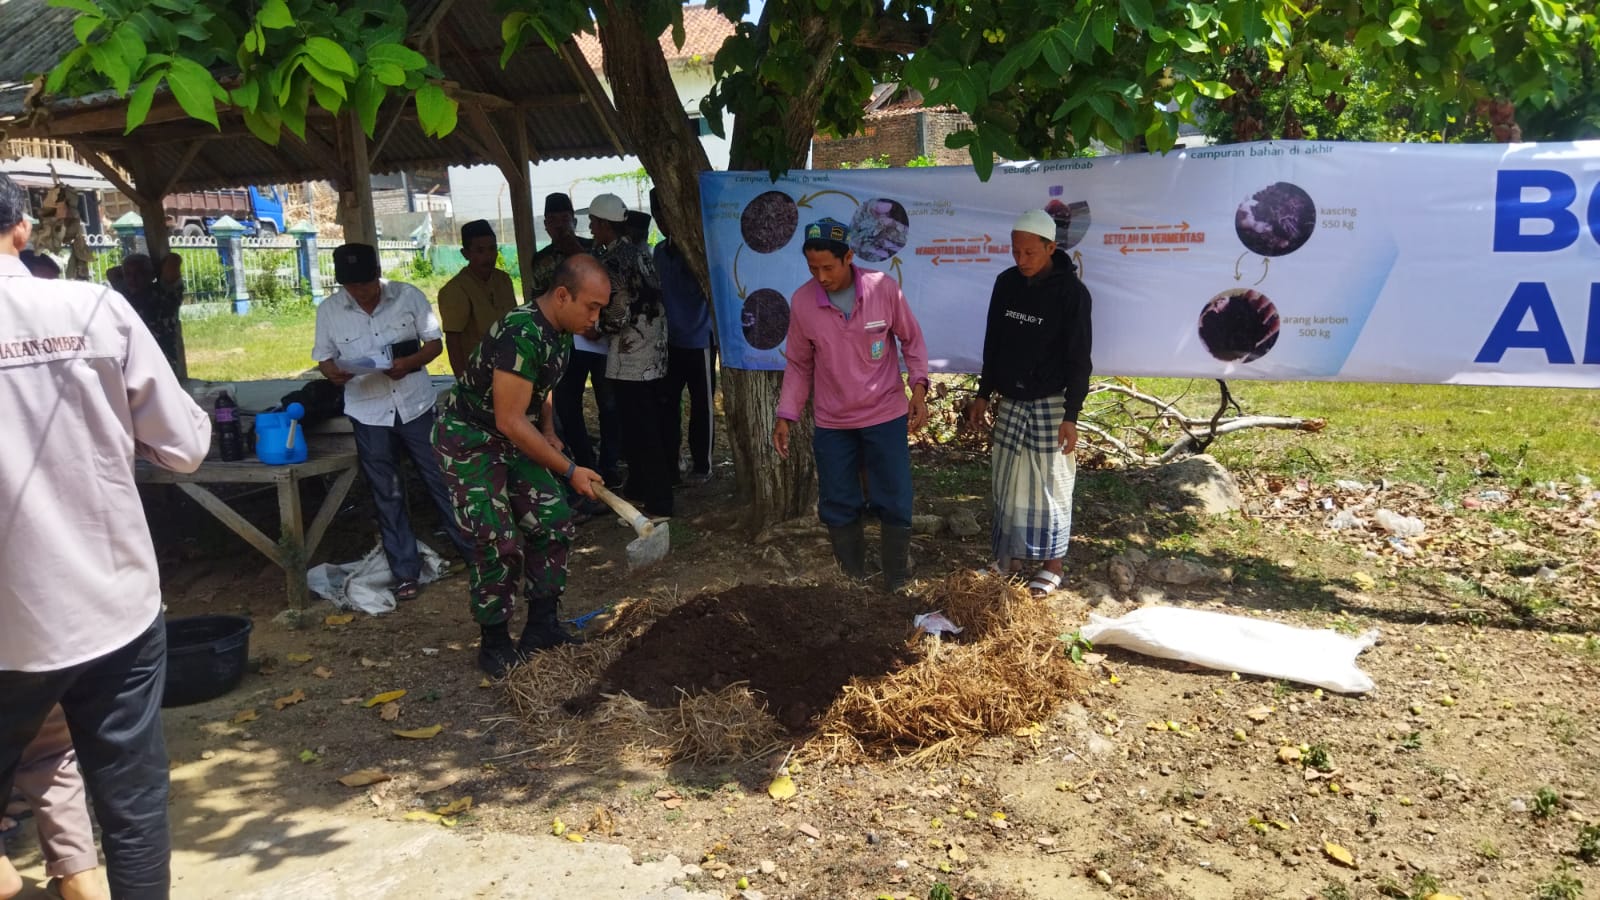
top-left (591, 585), bottom-right (922, 731)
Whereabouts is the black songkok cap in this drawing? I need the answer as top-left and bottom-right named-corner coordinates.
top-left (333, 243), bottom-right (380, 284)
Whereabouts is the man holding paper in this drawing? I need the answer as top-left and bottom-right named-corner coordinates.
top-left (313, 243), bottom-right (471, 601)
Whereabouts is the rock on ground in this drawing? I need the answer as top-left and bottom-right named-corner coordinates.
top-left (945, 510), bottom-right (982, 538)
top-left (1155, 454), bottom-right (1243, 515)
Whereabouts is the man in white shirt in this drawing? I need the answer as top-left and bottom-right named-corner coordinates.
top-left (313, 244), bottom-right (471, 600)
top-left (0, 172), bottom-right (212, 898)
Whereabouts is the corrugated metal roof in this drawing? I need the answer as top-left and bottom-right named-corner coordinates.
top-left (0, 0), bottom-right (627, 191)
top-left (0, 1), bottom-right (78, 86)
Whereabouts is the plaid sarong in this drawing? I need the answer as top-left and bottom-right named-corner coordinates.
top-left (991, 394), bottom-right (1077, 565)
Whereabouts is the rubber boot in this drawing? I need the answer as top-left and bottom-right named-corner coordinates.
top-left (881, 524), bottom-right (912, 593)
top-left (519, 595), bottom-right (582, 654)
top-left (478, 622), bottom-right (521, 678)
top-left (827, 520), bottom-right (868, 580)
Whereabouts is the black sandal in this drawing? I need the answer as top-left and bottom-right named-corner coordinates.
top-left (395, 580), bottom-right (420, 602)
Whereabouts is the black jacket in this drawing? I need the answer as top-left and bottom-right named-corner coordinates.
top-left (976, 249), bottom-right (1094, 420)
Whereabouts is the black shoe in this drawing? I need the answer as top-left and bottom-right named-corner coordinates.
top-left (519, 596), bottom-right (583, 655)
top-left (882, 524), bottom-right (912, 593)
top-left (478, 623), bottom-right (522, 678)
top-left (827, 520), bottom-right (868, 580)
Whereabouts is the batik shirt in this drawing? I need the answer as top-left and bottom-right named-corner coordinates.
top-left (439, 304), bottom-right (571, 453)
top-left (595, 235), bottom-right (667, 382)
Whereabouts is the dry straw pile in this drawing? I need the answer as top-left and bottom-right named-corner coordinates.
top-left (812, 571), bottom-right (1084, 764)
top-left (503, 573), bottom-right (1082, 767)
top-left (502, 596), bottom-right (785, 766)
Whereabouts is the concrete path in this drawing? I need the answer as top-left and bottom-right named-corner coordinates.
top-left (9, 814), bottom-right (717, 900)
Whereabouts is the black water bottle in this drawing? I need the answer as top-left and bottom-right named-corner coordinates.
top-left (215, 391), bottom-right (244, 462)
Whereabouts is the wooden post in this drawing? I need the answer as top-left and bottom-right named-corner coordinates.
top-left (337, 110), bottom-right (378, 245)
top-left (509, 113), bottom-right (539, 298)
top-left (122, 149), bottom-right (185, 379)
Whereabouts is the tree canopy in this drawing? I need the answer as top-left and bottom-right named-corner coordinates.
top-left (46, 0), bottom-right (1600, 178)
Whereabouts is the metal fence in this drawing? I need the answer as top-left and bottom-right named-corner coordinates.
top-left (81, 233), bottom-right (426, 316)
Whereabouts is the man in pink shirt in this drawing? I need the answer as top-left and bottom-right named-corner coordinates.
top-left (772, 218), bottom-right (930, 591)
top-left (0, 173), bottom-right (212, 898)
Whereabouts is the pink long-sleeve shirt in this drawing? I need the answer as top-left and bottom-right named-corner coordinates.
top-left (776, 266), bottom-right (929, 430)
top-left (1, 254), bottom-right (211, 672)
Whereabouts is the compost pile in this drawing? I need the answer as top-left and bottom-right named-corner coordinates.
top-left (503, 573), bottom-right (1083, 766)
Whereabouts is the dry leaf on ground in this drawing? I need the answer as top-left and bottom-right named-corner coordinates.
top-left (273, 689), bottom-right (306, 711)
top-left (285, 653), bottom-right (313, 664)
top-left (337, 769), bottom-right (391, 787)
top-left (435, 797), bottom-right (473, 815)
top-left (380, 702), bottom-right (401, 721)
top-left (767, 775), bottom-right (797, 800)
top-left (364, 689), bottom-right (406, 708)
top-left (324, 614), bottom-right (354, 626)
top-left (312, 666), bottom-right (334, 679)
top-left (1324, 842), bottom-right (1357, 868)
top-left (393, 725), bottom-right (443, 740)
top-left (231, 709), bottom-right (258, 724)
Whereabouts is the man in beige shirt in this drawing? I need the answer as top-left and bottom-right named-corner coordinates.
top-left (438, 220), bottom-right (517, 378)
top-left (0, 172), bottom-right (212, 898)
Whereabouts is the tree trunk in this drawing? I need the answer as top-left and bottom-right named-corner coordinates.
top-left (716, 10), bottom-right (843, 525)
top-left (596, 3), bottom-right (841, 527)
top-left (596, 3), bottom-right (713, 280)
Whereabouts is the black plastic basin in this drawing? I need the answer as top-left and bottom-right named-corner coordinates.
top-left (163, 615), bottom-right (253, 708)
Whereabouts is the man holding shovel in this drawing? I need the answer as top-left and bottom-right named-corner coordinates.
top-left (433, 255), bottom-right (612, 677)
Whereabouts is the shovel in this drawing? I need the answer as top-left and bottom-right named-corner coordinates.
top-left (590, 483), bottom-right (670, 570)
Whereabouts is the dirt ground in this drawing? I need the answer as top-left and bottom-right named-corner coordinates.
top-left (6, 433), bottom-right (1599, 900)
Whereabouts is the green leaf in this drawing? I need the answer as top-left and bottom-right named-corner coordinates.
top-left (371, 62), bottom-right (406, 87)
top-left (352, 73), bottom-right (382, 136)
top-left (1170, 28), bottom-right (1207, 53)
top-left (1190, 79), bottom-right (1234, 100)
top-left (280, 86), bottom-right (308, 140)
top-left (108, 26), bottom-right (147, 73)
top-left (73, 15), bottom-right (104, 44)
top-left (165, 57), bottom-right (221, 128)
top-left (258, 0), bottom-right (293, 30)
top-left (367, 43), bottom-right (427, 72)
top-left (304, 37), bottom-right (357, 78)
top-left (242, 107), bottom-right (281, 145)
top-left (1121, 0), bottom-right (1156, 32)
top-left (1468, 34), bottom-right (1494, 60)
top-left (302, 58), bottom-right (350, 98)
top-left (87, 43), bottom-right (131, 95)
top-left (502, 11), bottom-right (529, 44)
top-left (1086, 92), bottom-right (1116, 124)
top-left (989, 48), bottom-right (1027, 93)
top-left (414, 82), bottom-right (457, 137)
top-left (125, 73), bottom-right (161, 133)
top-left (311, 79), bottom-right (344, 114)
top-left (1092, 8), bottom-right (1116, 54)
top-left (48, 0), bottom-right (102, 13)
top-left (1041, 33), bottom-right (1070, 76)
top-left (231, 78), bottom-right (260, 109)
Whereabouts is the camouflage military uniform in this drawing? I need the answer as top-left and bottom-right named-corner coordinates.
top-left (432, 305), bottom-right (573, 626)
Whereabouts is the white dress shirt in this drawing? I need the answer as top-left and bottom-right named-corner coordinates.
top-left (312, 280), bottom-right (443, 427)
top-left (0, 254), bottom-right (211, 672)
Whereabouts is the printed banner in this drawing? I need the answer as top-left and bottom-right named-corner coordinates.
top-left (699, 141), bottom-right (1600, 388)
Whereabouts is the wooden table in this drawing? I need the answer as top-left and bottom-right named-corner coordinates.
top-left (138, 438), bottom-right (361, 608)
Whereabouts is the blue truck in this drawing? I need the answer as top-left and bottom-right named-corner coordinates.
top-left (162, 185), bottom-right (287, 237)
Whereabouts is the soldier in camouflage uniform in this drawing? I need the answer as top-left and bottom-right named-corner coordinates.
top-left (433, 254), bottom-right (613, 677)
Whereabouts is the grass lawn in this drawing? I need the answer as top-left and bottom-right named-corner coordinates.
top-left (184, 307), bottom-right (1599, 487)
top-left (182, 298), bottom-right (454, 383)
top-left (1140, 378), bottom-right (1600, 486)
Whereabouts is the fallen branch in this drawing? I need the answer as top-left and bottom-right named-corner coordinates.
top-left (1155, 416), bottom-right (1326, 464)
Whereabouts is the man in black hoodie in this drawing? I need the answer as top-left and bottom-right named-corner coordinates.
top-left (965, 209), bottom-right (1093, 597)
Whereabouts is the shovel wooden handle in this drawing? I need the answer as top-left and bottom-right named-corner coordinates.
top-left (590, 483), bottom-right (654, 537)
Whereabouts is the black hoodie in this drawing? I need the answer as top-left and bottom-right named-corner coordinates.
top-left (976, 248), bottom-right (1094, 420)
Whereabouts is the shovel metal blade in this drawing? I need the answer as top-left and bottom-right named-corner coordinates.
top-left (625, 521), bottom-right (670, 570)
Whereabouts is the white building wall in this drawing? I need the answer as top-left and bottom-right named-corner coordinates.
top-left (448, 64), bottom-right (729, 241)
